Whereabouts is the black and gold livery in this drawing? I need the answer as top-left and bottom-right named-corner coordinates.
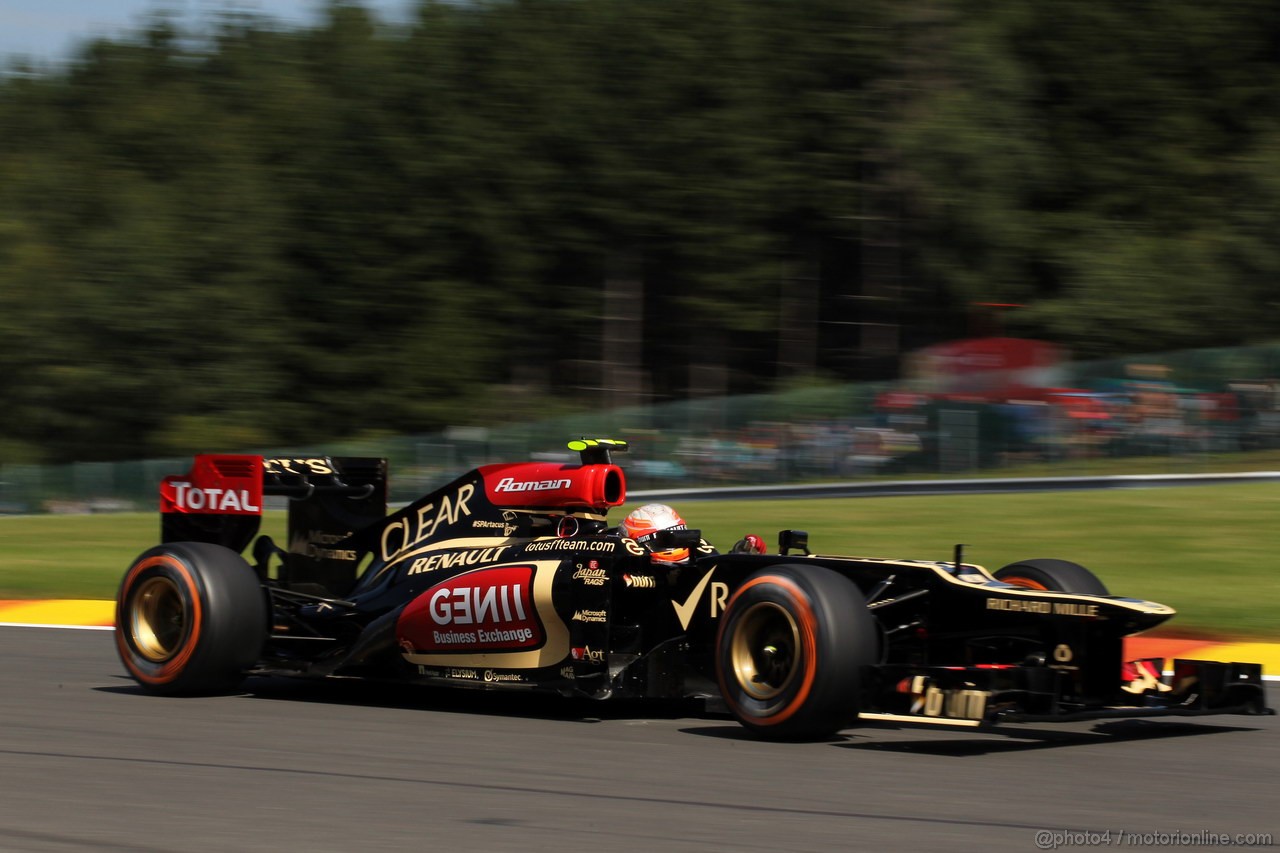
top-left (115, 439), bottom-right (1272, 739)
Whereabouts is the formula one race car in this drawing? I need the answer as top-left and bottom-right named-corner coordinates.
top-left (115, 439), bottom-right (1272, 739)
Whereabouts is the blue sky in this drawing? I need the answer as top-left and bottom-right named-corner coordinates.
top-left (0, 1), bottom-right (409, 62)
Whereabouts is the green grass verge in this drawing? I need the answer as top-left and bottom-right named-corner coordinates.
top-left (0, 513), bottom-right (287, 601)
top-left (2, 483), bottom-right (1276, 639)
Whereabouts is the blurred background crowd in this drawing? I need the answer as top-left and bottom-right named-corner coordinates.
top-left (7, 337), bottom-right (1279, 511)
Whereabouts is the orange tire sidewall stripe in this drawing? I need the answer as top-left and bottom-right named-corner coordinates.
top-left (1002, 576), bottom-right (1049, 591)
top-left (717, 574), bottom-right (819, 727)
top-left (115, 554), bottom-right (204, 685)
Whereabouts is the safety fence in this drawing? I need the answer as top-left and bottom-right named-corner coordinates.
top-left (3, 341), bottom-right (1279, 513)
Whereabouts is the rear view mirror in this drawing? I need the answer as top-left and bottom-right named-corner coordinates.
top-left (778, 529), bottom-right (810, 556)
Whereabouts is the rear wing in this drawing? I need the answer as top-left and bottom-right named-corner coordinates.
top-left (160, 455), bottom-right (388, 563)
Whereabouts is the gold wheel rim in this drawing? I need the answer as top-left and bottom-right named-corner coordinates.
top-left (730, 601), bottom-right (801, 701)
top-left (130, 576), bottom-right (187, 662)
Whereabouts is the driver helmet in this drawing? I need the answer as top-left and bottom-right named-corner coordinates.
top-left (622, 503), bottom-right (690, 564)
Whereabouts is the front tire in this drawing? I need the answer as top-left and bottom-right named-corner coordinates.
top-left (994, 558), bottom-right (1109, 595)
top-left (115, 542), bottom-right (268, 695)
top-left (716, 565), bottom-right (876, 740)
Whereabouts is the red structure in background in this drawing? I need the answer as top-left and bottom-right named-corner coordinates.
top-left (904, 336), bottom-right (1065, 403)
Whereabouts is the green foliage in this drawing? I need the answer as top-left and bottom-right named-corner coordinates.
top-left (1, 0), bottom-right (1279, 462)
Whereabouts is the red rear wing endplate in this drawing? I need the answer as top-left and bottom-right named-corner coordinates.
top-left (160, 455), bottom-right (264, 515)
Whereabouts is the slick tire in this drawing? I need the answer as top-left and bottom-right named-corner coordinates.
top-left (994, 558), bottom-right (1110, 595)
top-left (716, 565), bottom-right (875, 740)
top-left (115, 542), bottom-right (268, 695)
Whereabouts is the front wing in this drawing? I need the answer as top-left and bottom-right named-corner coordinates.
top-left (858, 658), bottom-right (1271, 727)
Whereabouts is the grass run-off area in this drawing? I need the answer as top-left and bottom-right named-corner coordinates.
top-left (1, 482), bottom-right (1276, 639)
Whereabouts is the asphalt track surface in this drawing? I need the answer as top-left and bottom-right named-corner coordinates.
top-left (2, 627), bottom-right (1276, 853)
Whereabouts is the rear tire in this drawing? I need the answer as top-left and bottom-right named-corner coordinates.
top-left (716, 564), bottom-right (875, 740)
top-left (994, 558), bottom-right (1109, 595)
top-left (115, 542), bottom-right (268, 695)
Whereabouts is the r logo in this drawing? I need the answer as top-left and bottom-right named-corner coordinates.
top-left (709, 582), bottom-right (729, 618)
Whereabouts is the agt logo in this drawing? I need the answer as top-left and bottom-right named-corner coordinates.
top-left (571, 646), bottom-right (604, 664)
